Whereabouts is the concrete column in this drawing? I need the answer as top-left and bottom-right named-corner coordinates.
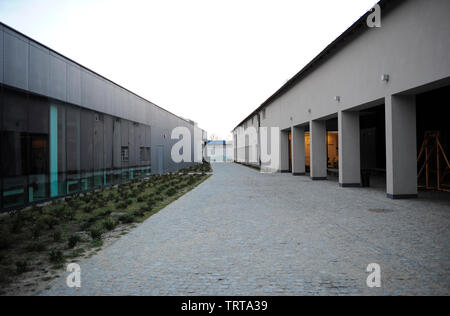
top-left (338, 111), bottom-right (361, 187)
top-left (385, 95), bottom-right (418, 199)
top-left (310, 120), bottom-right (327, 180)
top-left (292, 126), bottom-right (306, 175)
top-left (280, 130), bottom-right (290, 172)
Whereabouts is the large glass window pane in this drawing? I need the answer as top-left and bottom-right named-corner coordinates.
top-left (2, 88), bottom-right (28, 208)
top-left (57, 104), bottom-right (66, 196)
top-left (93, 113), bottom-right (104, 188)
top-left (112, 118), bottom-right (121, 184)
top-left (29, 134), bottom-right (49, 202)
top-left (3, 88), bottom-right (27, 132)
top-left (80, 110), bottom-right (94, 191)
top-left (129, 122), bottom-right (136, 167)
top-left (121, 120), bottom-right (129, 169)
top-left (66, 107), bottom-right (81, 194)
top-left (1, 85), bottom-right (2, 210)
top-left (28, 95), bottom-right (49, 202)
top-left (104, 115), bottom-right (113, 167)
top-left (145, 125), bottom-right (152, 172)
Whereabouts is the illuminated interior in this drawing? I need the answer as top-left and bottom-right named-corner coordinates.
top-left (304, 132), bottom-right (339, 169)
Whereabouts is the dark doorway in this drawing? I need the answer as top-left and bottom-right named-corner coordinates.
top-left (360, 104), bottom-right (386, 188)
top-left (416, 84), bottom-right (450, 192)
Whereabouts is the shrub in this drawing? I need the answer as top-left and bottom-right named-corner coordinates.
top-left (89, 227), bottom-right (103, 240)
top-left (102, 219), bottom-right (117, 231)
top-left (62, 208), bottom-right (76, 221)
top-left (166, 188), bottom-right (177, 197)
top-left (43, 215), bottom-right (59, 230)
top-left (96, 198), bottom-right (106, 208)
top-left (83, 205), bottom-right (94, 213)
top-left (79, 221), bottom-right (92, 232)
top-left (146, 200), bottom-right (156, 209)
top-left (10, 217), bottom-right (23, 234)
top-left (31, 205), bottom-right (44, 215)
top-left (25, 241), bottom-right (47, 252)
top-left (53, 230), bottom-right (63, 242)
top-left (117, 201), bottom-right (128, 210)
top-left (118, 214), bottom-right (135, 224)
top-left (133, 209), bottom-right (145, 218)
top-left (137, 196), bottom-right (145, 203)
top-left (68, 235), bottom-right (82, 249)
top-left (187, 176), bottom-right (196, 185)
top-left (99, 210), bottom-right (112, 218)
top-left (49, 250), bottom-right (64, 264)
top-left (15, 261), bottom-right (28, 274)
top-left (0, 230), bottom-right (12, 250)
top-left (32, 221), bottom-right (46, 240)
top-left (67, 198), bottom-right (84, 210)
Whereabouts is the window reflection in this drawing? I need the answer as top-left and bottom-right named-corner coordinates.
top-left (1, 85), bottom-right (152, 212)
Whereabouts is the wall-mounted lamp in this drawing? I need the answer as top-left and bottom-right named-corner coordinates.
top-left (381, 74), bottom-right (390, 82)
top-left (334, 96), bottom-right (341, 102)
top-left (308, 109), bottom-right (312, 114)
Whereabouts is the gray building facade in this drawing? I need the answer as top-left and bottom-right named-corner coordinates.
top-left (0, 23), bottom-right (206, 212)
top-left (233, 0), bottom-right (450, 199)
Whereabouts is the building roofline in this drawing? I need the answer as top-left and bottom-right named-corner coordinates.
top-left (233, 0), bottom-right (402, 131)
top-left (0, 21), bottom-right (193, 125)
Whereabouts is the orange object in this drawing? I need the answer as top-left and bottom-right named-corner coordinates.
top-left (417, 131), bottom-right (450, 192)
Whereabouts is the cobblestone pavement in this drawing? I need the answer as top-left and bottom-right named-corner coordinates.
top-left (42, 163), bottom-right (450, 296)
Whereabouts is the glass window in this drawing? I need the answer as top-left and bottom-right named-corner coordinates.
top-left (0, 86), bottom-right (2, 210)
top-left (93, 112), bottom-right (104, 188)
top-left (121, 120), bottom-right (129, 168)
top-left (28, 95), bottom-right (49, 134)
top-left (140, 147), bottom-right (150, 162)
top-left (121, 147), bottom-right (129, 162)
top-left (66, 107), bottom-right (81, 194)
top-left (104, 115), bottom-right (113, 170)
top-left (80, 110), bottom-right (94, 173)
top-left (28, 95), bottom-right (50, 202)
top-left (129, 122), bottom-right (136, 166)
top-left (113, 118), bottom-right (121, 169)
top-left (28, 134), bottom-right (49, 202)
top-left (57, 104), bottom-right (66, 196)
top-left (2, 88), bottom-right (28, 208)
top-left (3, 87), bottom-right (27, 132)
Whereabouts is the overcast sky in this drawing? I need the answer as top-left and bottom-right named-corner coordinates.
top-left (0, 0), bottom-right (378, 140)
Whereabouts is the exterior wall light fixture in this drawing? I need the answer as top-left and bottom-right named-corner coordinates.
top-left (381, 74), bottom-right (390, 82)
top-left (334, 96), bottom-right (341, 102)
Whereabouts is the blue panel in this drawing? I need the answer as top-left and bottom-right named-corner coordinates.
top-left (50, 105), bottom-right (58, 197)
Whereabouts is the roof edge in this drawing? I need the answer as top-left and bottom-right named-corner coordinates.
top-left (0, 21), bottom-right (193, 125)
top-left (233, 0), bottom-right (403, 131)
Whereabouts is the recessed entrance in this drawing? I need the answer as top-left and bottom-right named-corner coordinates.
top-left (416, 84), bottom-right (450, 194)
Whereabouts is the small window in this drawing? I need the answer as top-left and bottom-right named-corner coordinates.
top-left (140, 147), bottom-right (151, 162)
top-left (94, 113), bottom-right (103, 122)
top-left (262, 109), bottom-right (266, 120)
top-left (121, 147), bottom-right (129, 162)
